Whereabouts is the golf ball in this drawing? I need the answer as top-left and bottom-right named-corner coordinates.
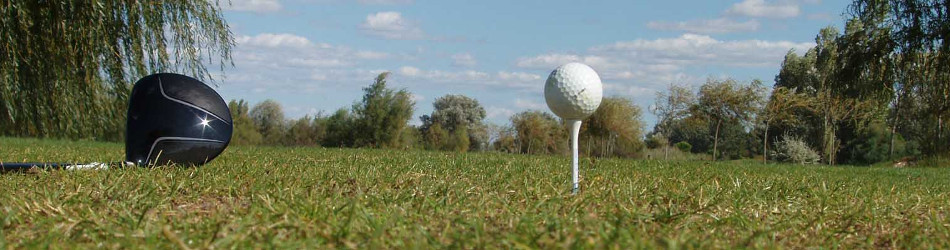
top-left (544, 63), bottom-right (603, 120)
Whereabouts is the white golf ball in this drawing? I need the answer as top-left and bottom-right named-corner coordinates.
top-left (544, 63), bottom-right (603, 120)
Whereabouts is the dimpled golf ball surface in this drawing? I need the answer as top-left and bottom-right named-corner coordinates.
top-left (544, 63), bottom-right (603, 120)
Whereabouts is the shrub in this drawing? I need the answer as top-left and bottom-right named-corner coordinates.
top-left (772, 134), bottom-right (820, 165)
top-left (674, 141), bottom-right (692, 152)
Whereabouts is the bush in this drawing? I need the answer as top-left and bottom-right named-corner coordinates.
top-left (772, 134), bottom-right (820, 165)
top-left (644, 133), bottom-right (668, 149)
top-left (674, 141), bottom-right (692, 152)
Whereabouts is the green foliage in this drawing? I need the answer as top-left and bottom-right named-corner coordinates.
top-left (4, 137), bottom-right (950, 248)
top-left (250, 100), bottom-right (286, 145)
top-left (511, 111), bottom-right (565, 155)
top-left (322, 108), bottom-right (354, 148)
top-left (582, 96), bottom-right (646, 158)
top-left (693, 78), bottom-right (766, 160)
top-left (644, 133), bottom-right (668, 149)
top-left (351, 72), bottom-right (415, 149)
top-left (423, 123), bottom-right (450, 151)
top-left (448, 127), bottom-right (470, 152)
top-left (420, 94), bottom-right (487, 151)
top-left (841, 122), bottom-right (914, 165)
top-left (0, 1), bottom-right (233, 140)
top-left (674, 141), bottom-right (692, 152)
top-left (490, 125), bottom-right (518, 153)
top-left (283, 115), bottom-right (325, 147)
top-left (228, 100), bottom-right (263, 145)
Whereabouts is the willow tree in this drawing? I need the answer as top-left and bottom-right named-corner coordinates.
top-left (0, 1), bottom-right (234, 141)
top-left (849, 0), bottom-right (950, 154)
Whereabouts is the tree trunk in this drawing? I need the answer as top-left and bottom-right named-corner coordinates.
top-left (939, 116), bottom-right (944, 152)
top-left (664, 142), bottom-right (669, 161)
top-left (763, 119), bottom-right (769, 164)
top-left (713, 119), bottom-right (722, 161)
top-left (889, 92), bottom-right (901, 159)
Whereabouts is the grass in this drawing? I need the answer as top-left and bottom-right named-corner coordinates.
top-left (1, 137), bottom-right (949, 248)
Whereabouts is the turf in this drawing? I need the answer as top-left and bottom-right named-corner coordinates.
top-left (1, 137), bottom-right (948, 248)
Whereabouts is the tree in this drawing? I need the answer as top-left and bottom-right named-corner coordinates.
top-left (759, 87), bottom-right (813, 163)
top-left (323, 108), bottom-right (355, 147)
top-left (511, 111), bottom-right (565, 155)
top-left (490, 125), bottom-right (519, 153)
top-left (351, 72), bottom-right (415, 148)
top-left (423, 123), bottom-right (450, 150)
top-left (250, 100), bottom-right (286, 145)
top-left (0, 1), bottom-right (234, 140)
top-left (283, 115), bottom-right (325, 146)
top-left (228, 100), bottom-right (263, 145)
top-left (420, 94), bottom-right (488, 151)
top-left (848, 0), bottom-right (950, 155)
top-left (582, 96), bottom-right (646, 158)
top-left (693, 78), bottom-right (766, 161)
top-left (653, 83), bottom-right (696, 160)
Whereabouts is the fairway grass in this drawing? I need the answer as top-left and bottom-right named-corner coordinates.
top-left (1, 137), bottom-right (949, 248)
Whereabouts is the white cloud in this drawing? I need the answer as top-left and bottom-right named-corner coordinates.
top-left (236, 33), bottom-right (313, 49)
top-left (394, 66), bottom-right (542, 90)
top-left (486, 107), bottom-right (516, 121)
top-left (726, 0), bottom-right (800, 18)
top-left (224, 32), bottom-right (396, 97)
top-left (517, 34), bottom-right (813, 74)
top-left (360, 11), bottom-right (425, 40)
top-left (647, 18), bottom-right (760, 34)
top-left (514, 34), bottom-right (812, 114)
top-left (451, 53), bottom-right (477, 67)
top-left (225, 0), bottom-right (282, 13)
top-left (409, 93), bottom-right (425, 102)
top-left (399, 66), bottom-right (421, 76)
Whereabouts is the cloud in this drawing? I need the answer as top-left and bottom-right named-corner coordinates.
top-left (726, 0), bottom-right (800, 18)
top-left (399, 66), bottom-right (421, 76)
top-left (395, 66), bottom-right (542, 90)
top-left (517, 34), bottom-right (813, 74)
top-left (360, 11), bottom-right (425, 40)
top-left (451, 53), bottom-right (477, 67)
top-left (513, 34), bottom-right (812, 116)
top-left (224, 32), bottom-right (394, 95)
top-left (225, 0), bottom-right (282, 13)
top-left (647, 18), bottom-right (760, 34)
top-left (486, 107), bottom-right (516, 121)
top-left (236, 33), bottom-right (314, 49)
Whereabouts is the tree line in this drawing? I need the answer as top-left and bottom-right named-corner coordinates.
top-left (227, 72), bottom-right (647, 158)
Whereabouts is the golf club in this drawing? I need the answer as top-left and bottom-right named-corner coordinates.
top-left (0, 73), bottom-right (233, 171)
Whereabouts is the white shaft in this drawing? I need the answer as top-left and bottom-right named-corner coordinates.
top-left (569, 120), bottom-right (582, 194)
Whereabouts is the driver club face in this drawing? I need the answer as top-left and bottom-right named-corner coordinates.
top-left (125, 73), bottom-right (233, 166)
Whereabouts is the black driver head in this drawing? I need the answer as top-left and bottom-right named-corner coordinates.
top-left (126, 73), bottom-right (233, 166)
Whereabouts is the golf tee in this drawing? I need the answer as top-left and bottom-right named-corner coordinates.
top-left (570, 119), bottom-right (582, 194)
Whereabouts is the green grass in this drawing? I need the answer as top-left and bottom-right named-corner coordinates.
top-left (1, 137), bottom-right (949, 248)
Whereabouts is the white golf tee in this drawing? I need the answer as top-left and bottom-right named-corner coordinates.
top-left (569, 119), bottom-right (582, 194)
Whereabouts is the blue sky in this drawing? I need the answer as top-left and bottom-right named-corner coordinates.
top-left (215, 0), bottom-right (850, 128)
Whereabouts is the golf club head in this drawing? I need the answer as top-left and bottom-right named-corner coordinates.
top-left (126, 73), bottom-right (233, 166)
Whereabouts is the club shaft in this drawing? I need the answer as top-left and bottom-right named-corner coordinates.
top-left (0, 162), bottom-right (65, 171)
top-left (1, 162), bottom-right (117, 171)
top-left (570, 120), bottom-right (582, 194)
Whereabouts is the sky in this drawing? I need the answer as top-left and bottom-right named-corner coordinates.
top-left (214, 0), bottom-right (851, 128)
